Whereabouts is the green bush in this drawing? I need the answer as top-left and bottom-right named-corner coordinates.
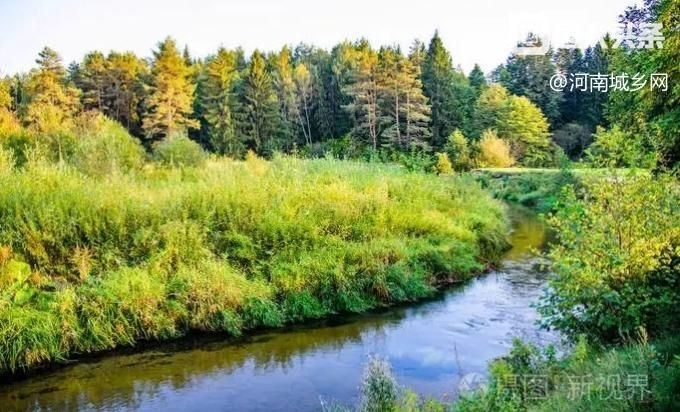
top-left (540, 172), bottom-right (680, 343)
top-left (71, 112), bottom-right (146, 176)
top-left (152, 133), bottom-right (207, 167)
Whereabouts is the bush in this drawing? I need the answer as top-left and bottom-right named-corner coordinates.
top-left (475, 130), bottom-right (515, 168)
top-left (586, 126), bottom-right (657, 168)
top-left (433, 152), bottom-right (453, 175)
top-left (71, 112), bottom-right (146, 176)
top-left (360, 355), bottom-right (399, 412)
top-left (445, 129), bottom-right (473, 171)
top-left (540, 172), bottom-right (680, 343)
top-left (152, 133), bottom-right (206, 167)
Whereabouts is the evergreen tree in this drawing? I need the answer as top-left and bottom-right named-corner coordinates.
top-left (421, 31), bottom-right (458, 148)
top-left (241, 50), bottom-right (281, 155)
top-left (198, 47), bottom-right (242, 155)
top-left (142, 37), bottom-right (198, 139)
top-left (105, 51), bottom-right (148, 134)
top-left (468, 64), bottom-right (487, 93)
top-left (270, 46), bottom-right (300, 150)
top-left (23, 47), bottom-right (80, 134)
top-left (340, 40), bottom-right (380, 151)
top-left (74, 51), bottom-right (108, 112)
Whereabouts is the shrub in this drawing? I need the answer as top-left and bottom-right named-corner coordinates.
top-left (152, 133), bottom-right (206, 167)
top-left (586, 126), bottom-right (657, 168)
top-left (445, 129), bottom-right (473, 171)
top-left (475, 130), bottom-right (515, 168)
top-left (433, 152), bottom-right (453, 175)
top-left (540, 172), bottom-right (680, 343)
top-left (71, 112), bottom-right (146, 176)
top-left (360, 355), bottom-right (399, 412)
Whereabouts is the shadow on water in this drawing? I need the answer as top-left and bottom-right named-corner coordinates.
top-left (0, 206), bottom-right (555, 412)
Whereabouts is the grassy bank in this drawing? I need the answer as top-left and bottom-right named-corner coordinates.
top-left (0, 155), bottom-right (509, 375)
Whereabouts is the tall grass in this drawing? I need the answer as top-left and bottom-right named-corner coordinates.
top-left (0, 154), bottom-right (509, 374)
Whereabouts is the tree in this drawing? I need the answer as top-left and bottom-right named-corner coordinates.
top-left (0, 77), bottom-right (11, 110)
top-left (341, 40), bottom-right (380, 151)
top-left (142, 37), bottom-right (198, 139)
top-left (472, 84), bottom-right (509, 138)
top-left (198, 47), bottom-right (242, 155)
top-left (240, 50), bottom-right (281, 155)
top-left (377, 46), bottom-right (431, 150)
top-left (475, 129), bottom-right (515, 167)
top-left (444, 129), bottom-right (472, 171)
top-left (73, 51), bottom-right (108, 112)
top-left (468, 64), bottom-right (487, 95)
top-left (105, 52), bottom-right (148, 133)
top-left (270, 46), bottom-right (300, 150)
top-left (293, 63), bottom-right (314, 145)
top-left (421, 31), bottom-right (459, 148)
top-left (554, 47), bottom-right (587, 127)
top-left (604, 0), bottom-right (680, 168)
top-left (472, 84), bottom-right (552, 165)
top-left (498, 33), bottom-right (562, 126)
top-left (498, 95), bottom-right (552, 165)
top-left (22, 47), bottom-right (80, 134)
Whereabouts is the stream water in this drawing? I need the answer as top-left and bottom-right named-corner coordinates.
top-left (0, 208), bottom-right (555, 412)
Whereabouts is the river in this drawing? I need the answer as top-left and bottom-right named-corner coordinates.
top-left (0, 207), bottom-right (555, 412)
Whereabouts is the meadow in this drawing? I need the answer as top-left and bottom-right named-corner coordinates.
top-left (0, 144), bottom-right (509, 374)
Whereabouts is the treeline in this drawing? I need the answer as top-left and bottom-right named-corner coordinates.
top-left (0, 0), bottom-right (677, 169)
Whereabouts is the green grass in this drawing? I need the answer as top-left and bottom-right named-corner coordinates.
top-left (0, 155), bottom-right (509, 374)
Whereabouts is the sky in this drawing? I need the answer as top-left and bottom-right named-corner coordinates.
top-left (0, 0), bottom-right (636, 76)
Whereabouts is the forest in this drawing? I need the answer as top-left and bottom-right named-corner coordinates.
top-left (0, 0), bottom-right (677, 171)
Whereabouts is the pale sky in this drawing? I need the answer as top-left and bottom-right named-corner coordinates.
top-left (0, 0), bottom-right (635, 76)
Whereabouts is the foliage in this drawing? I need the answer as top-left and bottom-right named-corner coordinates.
top-left (360, 355), bottom-right (399, 412)
top-left (142, 37), bottom-right (199, 139)
top-left (151, 133), bottom-right (206, 167)
top-left (475, 130), bottom-right (515, 168)
top-left (445, 130), bottom-right (473, 171)
top-left (432, 152), bottom-right (453, 175)
top-left (71, 112), bottom-right (146, 176)
top-left (552, 122), bottom-right (592, 159)
top-left (586, 126), bottom-right (657, 168)
top-left (540, 172), bottom-right (680, 343)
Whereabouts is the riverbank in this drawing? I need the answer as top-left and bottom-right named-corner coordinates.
top-left (0, 156), bottom-right (510, 375)
top-left (0, 209), bottom-right (548, 411)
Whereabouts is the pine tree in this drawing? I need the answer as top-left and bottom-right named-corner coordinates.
top-left (23, 47), bottom-right (80, 134)
top-left (142, 37), bottom-right (198, 139)
top-left (377, 46), bottom-right (431, 150)
top-left (270, 46), bottom-right (300, 150)
top-left (74, 51), bottom-right (108, 112)
top-left (198, 47), bottom-right (242, 156)
top-left (421, 31), bottom-right (459, 148)
top-left (339, 40), bottom-right (380, 151)
top-left (468, 64), bottom-right (487, 95)
top-left (105, 51), bottom-right (148, 133)
top-left (240, 50), bottom-right (281, 155)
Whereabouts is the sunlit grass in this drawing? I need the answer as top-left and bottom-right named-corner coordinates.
top-left (0, 155), bottom-right (509, 373)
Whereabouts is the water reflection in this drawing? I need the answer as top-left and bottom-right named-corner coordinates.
top-left (0, 207), bottom-right (553, 412)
